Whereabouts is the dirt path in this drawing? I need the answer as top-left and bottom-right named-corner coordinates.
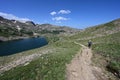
top-left (66, 42), bottom-right (108, 80)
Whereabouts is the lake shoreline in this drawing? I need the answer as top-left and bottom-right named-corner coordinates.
top-left (0, 37), bottom-right (48, 56)
top-left (0, 35), bottom-right (42, 42)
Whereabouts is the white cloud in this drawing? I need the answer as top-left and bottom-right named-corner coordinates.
top-left (50, 11), bottom-right (57, 16)
top-left (0, 12), bottom-right (31, 22)
top-left (52, 16), bottom-right (69, 21)
top-left (50, 10), bottom-right (71, 16)
top-left (58, 10), bottom-right (71, 14)
top-left (50, 10), bottom-right (71, 23)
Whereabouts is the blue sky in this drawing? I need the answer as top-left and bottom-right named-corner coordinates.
top-left (0, 0), bottom-right (120, 29)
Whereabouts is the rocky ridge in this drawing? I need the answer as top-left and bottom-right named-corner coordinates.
top-left (0, 16), bottom-right (80, 41)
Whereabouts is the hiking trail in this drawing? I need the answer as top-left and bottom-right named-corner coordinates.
top-left (66, 42), bottom-right (108, 80)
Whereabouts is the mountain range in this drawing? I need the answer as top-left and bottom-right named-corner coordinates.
top-left (0, 16), bottom-right (79, 41)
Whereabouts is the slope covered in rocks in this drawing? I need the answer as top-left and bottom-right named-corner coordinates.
top-left (0, 16), bottom-right (79, 41)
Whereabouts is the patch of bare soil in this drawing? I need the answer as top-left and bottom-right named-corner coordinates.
top-left (66, 43), bottom-right (108, 80)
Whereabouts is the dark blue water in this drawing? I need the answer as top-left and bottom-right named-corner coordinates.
top-left (0, 37), bottom-right (48, 56)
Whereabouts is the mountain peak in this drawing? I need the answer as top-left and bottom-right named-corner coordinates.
top-left (0, 16), bottom-right (5, 20)
top-left (25, 21), bottom-right (36, 26)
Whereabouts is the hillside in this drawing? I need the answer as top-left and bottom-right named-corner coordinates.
top-left (71, 18), bottom-right (120, 40)
top-left (70, 18), bottom-right (120, 79)
top-left (0, 18), bottom-right (120, 80)
top-left (0, 16), bottom-right (79, 41)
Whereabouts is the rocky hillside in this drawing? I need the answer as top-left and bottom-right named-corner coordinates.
top-left (0, 16), bottom-right (79, 41)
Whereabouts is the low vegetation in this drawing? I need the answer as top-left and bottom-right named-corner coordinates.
top-left (92, 32), bottom-right (120, 78)
top-left (0, 38), bottom-right (80, 80)
top-left (73, 22), bottom-right (120, 78)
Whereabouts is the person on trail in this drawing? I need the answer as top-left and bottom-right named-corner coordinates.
top-left (88, 40), bottom-right (92, 48)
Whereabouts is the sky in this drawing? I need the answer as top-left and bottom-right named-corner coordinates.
top-left (0, 0), bottom-right (120, 29)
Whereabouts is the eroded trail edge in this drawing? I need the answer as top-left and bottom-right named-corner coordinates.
top-left (66, 42), bottom-right (108, 80)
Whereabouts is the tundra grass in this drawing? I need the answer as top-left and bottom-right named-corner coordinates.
top-left (92, 43), bottom-right (120, 78)
top-left (75, 32), bottom-right (120, 78)
top-left (0, 40), bottom-right (80, 80)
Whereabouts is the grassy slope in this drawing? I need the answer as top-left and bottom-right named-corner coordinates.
top-left (92, 32), bottom-right (120, 78)
top-left (79, 32), bottom-right (120, 73)
top-left (0, 37), bottom-right (80, 80)
top-left (70, 20), bottom-right (120, 78)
